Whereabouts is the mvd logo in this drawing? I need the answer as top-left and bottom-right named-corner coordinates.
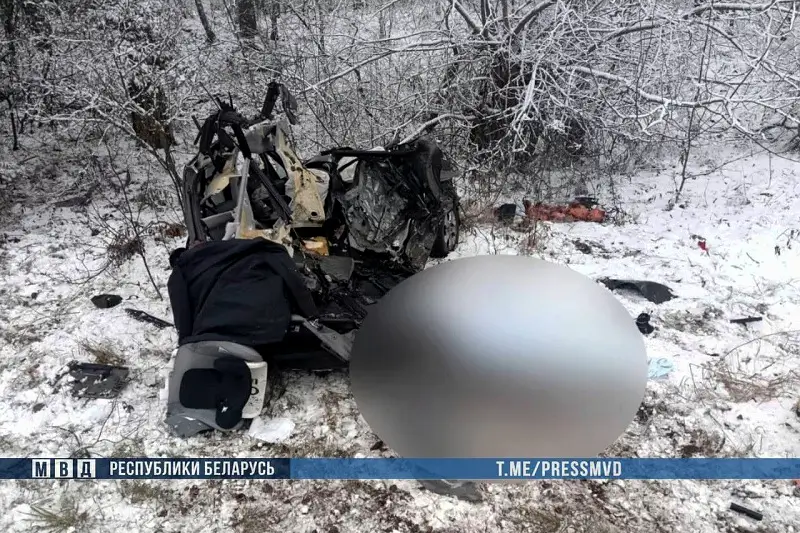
top-left (31, 459), bottom-right (97, 479)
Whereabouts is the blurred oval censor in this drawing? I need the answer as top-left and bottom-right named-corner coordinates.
top-left (350, 255), bottom-right (648, 460)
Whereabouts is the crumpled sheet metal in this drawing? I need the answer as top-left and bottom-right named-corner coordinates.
top-left (343, 162), bottom-right (409, 256)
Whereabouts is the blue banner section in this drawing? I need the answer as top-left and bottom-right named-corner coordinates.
top-left (0, 458), bottom-right (798, 480)
top-left (290, 458), bottom-right (800, 480)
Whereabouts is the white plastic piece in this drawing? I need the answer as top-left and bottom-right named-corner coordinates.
top-left (241, 361), bottom-right (269, 419)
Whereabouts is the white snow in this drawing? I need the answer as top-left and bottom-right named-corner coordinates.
top-left (248, 417), bottom-right (296, 443)
top-left (0, 140), bottom-right (799, 531)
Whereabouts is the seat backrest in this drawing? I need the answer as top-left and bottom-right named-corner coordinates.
top-left (165, 341), bottom-right (263, 438)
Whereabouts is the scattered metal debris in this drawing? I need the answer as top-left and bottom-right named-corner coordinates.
top-left (730, 316), bottom-right (762, 325)
top-left (91, 294), bottom-right (122, 309)
top-left (67, 362), bottom-right (129, 399)
top-left (729, 502), bottom-right (762, 521)
top-left (636, 313), bottom-right (654, 335)
top-left (125, 308), bottom-right (174, 329)
top-left (598, 279), bottom-right (677, 304)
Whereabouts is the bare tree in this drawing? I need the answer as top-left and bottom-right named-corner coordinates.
top-left (237, 0), bottom-right (258, 39)
top-left (6, 0), bottom-right (800, 212)
top-left (268, 0), bottom-right (280, 41)
top-left (194, 0), bottom-right (216, 43)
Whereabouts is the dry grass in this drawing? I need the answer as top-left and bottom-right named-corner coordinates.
top-left (661, 308), bottom-right (723, 335)
top-left (80, 341), bottom-right (126, 366)
top-left (154, 221), bottom-right (186, 241)
top-left (118, 481), bottom-right (171, 505)
top-left (711, 364), bottom-right (797, 403)
top-left (519, 220), bottom-right (552, 256)
top-left (678, 428), bottom-right (726, 458)
top-left (24, 496), bottom-right (89, 533)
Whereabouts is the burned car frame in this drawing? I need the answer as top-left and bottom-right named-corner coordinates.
top-left (176, 88), bottom-right (460, 372)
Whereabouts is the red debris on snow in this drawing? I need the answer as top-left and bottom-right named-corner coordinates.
top-left (523, 199), bottom-right (605, 223)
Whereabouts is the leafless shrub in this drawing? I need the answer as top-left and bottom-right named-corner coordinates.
top-left (106, 231), bottom-right (145, 267)
top-left (4, 0), bottom-right (800, 222)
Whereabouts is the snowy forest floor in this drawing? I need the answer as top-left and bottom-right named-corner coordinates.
top-left (0, 137), bottom-right (799, 533)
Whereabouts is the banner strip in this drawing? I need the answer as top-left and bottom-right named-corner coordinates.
top-left (2, 458), bottom-right (798, 480)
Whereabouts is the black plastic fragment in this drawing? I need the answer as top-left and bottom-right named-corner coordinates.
top-left (574, 196), bottom-right (600, 208)
top-left (91, 294), bottom-right (123, 309)
top-left (636, 313), bottom-right (654, 335)
top-left (67, 362), bottom-right (129, 399)
top-left (494, 204), bottom-right (517, 225)
top-left (573, 240), bottom-right (593, 254)
top-left (125, 308), bottom-right (174, 329)
top-left (730, 316), bottom-right (762, 325)
top-left (730, 502), bottom-right (762, 521)
top-left (599, 279), bottom-right (677, 304)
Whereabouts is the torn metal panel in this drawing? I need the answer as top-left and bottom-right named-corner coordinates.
top-left (272, 121), bottom-right (326, 227)
top-left (68, 362), bottom-right (130, 399)
top-left (403, 218), bottom-right (438, 271)
top-left (202, 152), bottom-right (239, 203)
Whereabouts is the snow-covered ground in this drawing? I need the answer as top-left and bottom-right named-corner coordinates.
top-left (0, 140), bottom-right (798, 532)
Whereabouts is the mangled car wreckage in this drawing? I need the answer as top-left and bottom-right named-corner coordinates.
top-left (165, 85), bottom-right (460, 436)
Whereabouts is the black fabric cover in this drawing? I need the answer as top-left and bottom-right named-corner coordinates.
top-left (168, 239), bottom-right (318, 347)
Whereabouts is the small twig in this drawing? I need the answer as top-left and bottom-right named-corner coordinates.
top-left (721, 329), bottom-right (800, 360)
